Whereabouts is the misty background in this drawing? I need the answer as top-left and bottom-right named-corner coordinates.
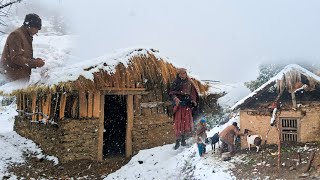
top-left (3, 0), bottom-right (320, 83)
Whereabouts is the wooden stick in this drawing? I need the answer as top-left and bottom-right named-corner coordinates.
top-left (53, 93), bottom-right (60, 119)
top-left (31, 93), bottom-right (37, 121)
top-left (304, 151), bottom-right (315, 173)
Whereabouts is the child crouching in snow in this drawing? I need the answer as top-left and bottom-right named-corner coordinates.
top-left (196, 119), bottom-right (207, 157)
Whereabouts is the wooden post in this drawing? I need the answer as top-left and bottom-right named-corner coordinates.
top-left (71, 96), bottom-right (78, 118)
top-left (291, 92), bottom-right (297, 108)
top-left (126, 95), bottom-right (134, 158)
top-left (31, 93), bottom-right (37, 120)
top-left (79, 91), bottom-right (88, 118)
top-left (93, 91), bottom-right (101, 118)
top-left (22, 94), bottom-right (25, 111)
top-left (97, 92), bottom-right (104, 161)
top-left (87, 92), bottom-right (93, 118)
top-left (277, 116), bottom-right (281, 174)
top-left (19, 94), bottom-right (22, 110)
top-left (37, 96), bottom-right (42, 120)
top-left (59, 93), bottom-right (67, 120)
top-left (46, 94), bottom-right (52, 118)
top-left (16, 94), bottom-right (21, 115)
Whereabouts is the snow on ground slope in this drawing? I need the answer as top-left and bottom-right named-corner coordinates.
top-left (207, 81), bottom-right (251, 109)
top-left (105, 115), bottom-right (242, 180)
top-left (0, 103), bottom-right (59, 179)
top-left (105, 140), bottom-right (240, 180)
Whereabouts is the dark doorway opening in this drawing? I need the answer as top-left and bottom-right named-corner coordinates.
top-left (103, 95), bottom-right (127, 157)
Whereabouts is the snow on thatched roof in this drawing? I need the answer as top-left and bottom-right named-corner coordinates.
top-left (231, 64), bottom-right (320, 110)
top-left (0, 47), bottom-right (208, 95)
top-left (33, 47), bottom-right (172, 86)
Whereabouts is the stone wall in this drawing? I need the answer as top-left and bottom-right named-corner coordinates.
top-left (59, 118), bottom-right (99, 162)
top-left (131, 89), bottom-right (175, 154)
top-left (14, 116), bottom-right (62, 157)
top-left (132, 114), bottom-right (174, 154)
top-left (14, 117), bottom-right (99, 163)
top-left (240, 104), bottom-right (320, 149)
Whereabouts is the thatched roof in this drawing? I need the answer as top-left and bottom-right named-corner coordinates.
top-left (232, 64), bottom-right (320, 110)
top-left (1, 48), bottom-right (208, 95)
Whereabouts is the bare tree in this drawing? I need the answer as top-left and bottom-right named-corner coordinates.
top-left (0, 0), bottom-right (23, 33)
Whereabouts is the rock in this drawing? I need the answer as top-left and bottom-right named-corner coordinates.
top-left (3, 175), bottom-right (11, 179)
top-left (299, 173), bottom-right (309, 178)
top-left (289, 166), bottom-right (296, 171)
top-left (221, 152), bottom-right (231, 161)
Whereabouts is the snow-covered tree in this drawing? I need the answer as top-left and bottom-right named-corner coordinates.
top-left (0, 0), bottom-right (23, 33)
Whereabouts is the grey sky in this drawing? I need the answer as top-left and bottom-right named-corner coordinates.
top-left (17, 0), bottom-right (320, 82)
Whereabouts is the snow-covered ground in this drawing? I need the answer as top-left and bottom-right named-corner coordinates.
top-left (0, 103), bottom-right (59, 179)
top-left (105, 114), bottom-right (242, 180)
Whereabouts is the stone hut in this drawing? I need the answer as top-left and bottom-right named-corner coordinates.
top-left (8, 48), bottom-right (210, 162)
top-left (232, 64), bottom-right (320, 149)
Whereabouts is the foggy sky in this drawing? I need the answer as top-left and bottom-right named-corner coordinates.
top-left (15, 0), bottom-right (320, 82)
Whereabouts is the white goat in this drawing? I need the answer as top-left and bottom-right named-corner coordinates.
top-left (244, 129), bottom-right (262, 153)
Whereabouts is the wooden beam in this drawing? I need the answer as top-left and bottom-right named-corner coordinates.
top-left (126, 95), bottom-right (134, 158)
top-left (93, 91), bottom-right (101, 118)
top-left (101, 87), bottom-right (145, 91)
top-left (87, 92), bottom-right (93, 118)
top-left (79, 91), bottom-right (88, 118)
top-left (59, 93), bottom-right (67, 120)
top-left (100, 87), bottom-right (147, 95)
top-left (291, 92), bottom-right (297, 108)
top-left (97, 93), bottom-right (104, 161)
top-left (31, 93), bottom-right (37, 120)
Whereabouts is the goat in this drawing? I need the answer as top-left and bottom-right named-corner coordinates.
top-left (244, 129), bottom-right (262, 153)
top-left (205, 132), bottom-right (220, 152)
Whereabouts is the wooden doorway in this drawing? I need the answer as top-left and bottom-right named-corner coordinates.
top-left (103, 95), bottom-right (127, 157)
top-left (97, 89), bottom-right (137, 161)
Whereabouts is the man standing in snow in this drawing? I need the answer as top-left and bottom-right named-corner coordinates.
top-left (219, 122), bottom-right (244, 155)
top-left (1, 13), bottom-right (45, 81)
top-left (169, 68), bottom-right (199, 150)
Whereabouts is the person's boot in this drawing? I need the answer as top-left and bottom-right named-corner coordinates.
top-left (174, 139), bottom-right (180, 150)
top-left (181, 135), bottom-right (187, 146)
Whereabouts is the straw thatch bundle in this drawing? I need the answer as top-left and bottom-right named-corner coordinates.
top-left (12, 50), bottom-right (208, 95)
